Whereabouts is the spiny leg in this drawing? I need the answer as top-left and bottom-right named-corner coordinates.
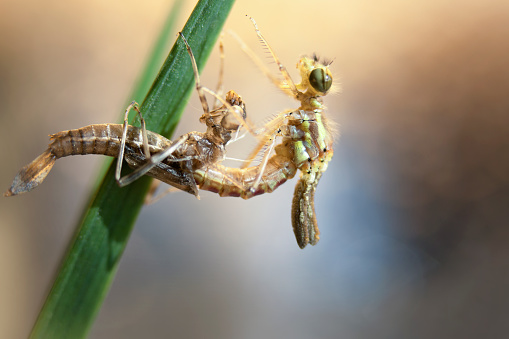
top-left (228, 29), bottom-right (287, 94)
top-left (249, 133), bottom-right (278, 191)
top-left (178, 32), bottom-right (210, 117)
top-left (240, 109), bottom-right (296, 169)
top-left (213, 32), bottom-right (225, 110)
top-left (115, 101), bottom-right (150, 183)
top-left (247, 17), bottom-right (301, 100)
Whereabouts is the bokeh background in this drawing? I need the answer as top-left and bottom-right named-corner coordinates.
top-left (1, 0), bottom-right (509, 338)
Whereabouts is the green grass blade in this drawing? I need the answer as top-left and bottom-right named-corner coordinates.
top-left (29, 0), bottom-right (235, 338)
top-left (92, 0), bottom-right (185, 188)
top-left (129, 0), bottom-right (185, 105)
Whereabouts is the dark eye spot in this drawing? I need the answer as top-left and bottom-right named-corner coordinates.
top-left (309, 68), bottom-right (332, 93)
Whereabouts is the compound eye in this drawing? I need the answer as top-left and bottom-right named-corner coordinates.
top-left (309, 68), bottom-right (332, 93)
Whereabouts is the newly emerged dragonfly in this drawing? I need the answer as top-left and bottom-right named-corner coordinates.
top-left (243, 16), bottom-right (337, 248)
top-left (194, 18), bottom-right (337, 248)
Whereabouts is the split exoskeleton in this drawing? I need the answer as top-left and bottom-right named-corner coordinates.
top-left (5, 18), bottom-right (337, 249)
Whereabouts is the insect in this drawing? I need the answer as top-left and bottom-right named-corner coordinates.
top-left (5, 19), bottom-right (337, 249)
top-left (190, 18), bottom-right (337, 248)
top-left (4, 33), bottom-right (249, 200)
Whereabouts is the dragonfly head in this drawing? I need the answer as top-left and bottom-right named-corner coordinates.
top-left (297, 55), bottom-right (333, 96)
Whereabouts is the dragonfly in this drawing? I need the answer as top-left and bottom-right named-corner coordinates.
top-left (192, 17), bottom-right (337, 248)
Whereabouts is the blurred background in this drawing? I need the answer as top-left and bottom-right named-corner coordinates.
top-left (1, 0), bottom-right (509, 338)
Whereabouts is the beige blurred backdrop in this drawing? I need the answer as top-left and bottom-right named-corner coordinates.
top-left (1, 0), bottom-right (509, 338)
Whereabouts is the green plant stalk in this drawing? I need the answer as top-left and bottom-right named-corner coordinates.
top-left (129, 0), bottom-right (185, 106)
top-left (91, 0), bottom-right (185, 185)
top-left (29, 0), bottom-right (235, 338)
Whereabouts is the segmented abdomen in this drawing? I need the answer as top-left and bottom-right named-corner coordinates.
top-left (49, 124), bottom-right (169, 159)
top-left (194, 155), bottom-right (298, 199)
top-left (4, 124), bottom-right (172, 196)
